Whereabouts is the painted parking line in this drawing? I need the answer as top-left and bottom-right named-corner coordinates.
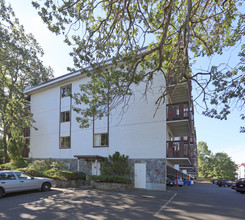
top-left (8, 207), bottom-right (21, 211)
top-left (154, 193), bottom-right (178, 217)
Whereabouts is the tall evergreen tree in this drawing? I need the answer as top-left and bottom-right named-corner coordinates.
top-left (0, 0), bottom-right (54, 163)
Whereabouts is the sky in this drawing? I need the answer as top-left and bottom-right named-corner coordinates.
top-left (6, 0), bottom-right (245, 165)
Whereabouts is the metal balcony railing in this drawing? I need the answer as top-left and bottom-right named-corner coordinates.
top-left (167, 102), bottom-right (192, 121)
top-left (166, 140), bottom-right (196, 166)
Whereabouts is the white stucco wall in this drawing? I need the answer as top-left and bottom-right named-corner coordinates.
top-left (29, 72), bottom-right (167, 160)
top-left (238, 165), bottom-right (245, 178)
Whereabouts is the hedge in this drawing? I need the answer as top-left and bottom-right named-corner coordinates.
top-left (87, 175), bottom-right (132, 184)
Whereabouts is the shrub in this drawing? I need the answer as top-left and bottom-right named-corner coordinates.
top-left (101, 151), bottom-right (130, 176)
top-left (0, 159), bottom-right (30, 170)
top-left (87, 175), bottom-right (132, 184)
top-left (28, 159), bottom-right (67, 171)
top-left (17, 168), bottom-right (47, 177)
top-left (18, 168), bottom-right (86, 181)
top-left (55, 170), bottom-right (86, 180)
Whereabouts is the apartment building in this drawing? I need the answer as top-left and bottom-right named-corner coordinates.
top-left (24, 65), bottom-right (198, 191)
top-left (237, 163), bottom-right (245, 179)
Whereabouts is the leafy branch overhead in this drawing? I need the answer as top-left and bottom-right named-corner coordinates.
top-left (32, 0), bottom-right (245, 127)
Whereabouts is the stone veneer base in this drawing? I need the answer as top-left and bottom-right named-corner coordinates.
top-left (32, 157), bottom-right (167, 191)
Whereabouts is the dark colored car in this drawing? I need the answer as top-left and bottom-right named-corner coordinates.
top-left (231, 181), bottom-right (237, 190)
top-left (235, 178), bottom-right (245, 194)
top-left (217, 179), bottom-right (225, 187)
top-left (223, 179), bottom-right (233, 187)
top-left (211, 179), bottom-right (218, 184)
top-left (167, 177), bottom-right (175, 186)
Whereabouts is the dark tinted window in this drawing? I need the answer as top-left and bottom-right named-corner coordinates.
top-left (0, 172), bottom-right (16, 180)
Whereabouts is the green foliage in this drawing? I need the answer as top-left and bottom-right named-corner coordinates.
top-left (86, 174), bottom-right (132, 184)
top-left (17, 168), bottom-right (87, 180)
top-left (198, 141), bottom-right (213, 177)
top-left (100, 152), bottom-right (130, 176)
top-left (17, 168), bottom-right (47, 178)
top-left (0, 159), bottom-right (30, 170)
top-left (32, 0), bottom-right (245, 127)
top-left (7, 135), bottom-right (25, 162)
top-left (210, 152), bottom-right (237, 180)
top-left (198, 141), bottom-right (237, 179)
top-left (0, 1), bottom-right (54, 163)
top-left (0, 139), bottom-right (3, 164)
top-left (54, 170), bottom-right (86, 180)
top-left (28, 159), bottom-right (68, 172)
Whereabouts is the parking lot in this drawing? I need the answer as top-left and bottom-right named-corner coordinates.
top-left (0, 183), bottom-right (245, 219)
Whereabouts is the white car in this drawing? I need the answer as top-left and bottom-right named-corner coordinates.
top-left (174, 177), bottom-right (184, 186)
top-left (0, 170), bottom-right (55, 198)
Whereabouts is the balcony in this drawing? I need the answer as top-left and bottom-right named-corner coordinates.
top-left (166, 140), bottom-right (195, 166)
top-left (166, 75), bottom-right (192, 103)
top-left (166, 103), bottom-right (194, 137)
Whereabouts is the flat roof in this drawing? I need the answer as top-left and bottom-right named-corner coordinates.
top-left (24, 70), bottom-right (83, 95)
top-left (24, 46), bottom-right (149, 95)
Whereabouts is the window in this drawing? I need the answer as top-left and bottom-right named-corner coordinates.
top-left (15, 172), bottom-right (32, 180)
top-left (60, 111), bottom-right (70, 122)
top-left (60, 136), bottom-right (71, 149)
top-left (0, 172), bottom-right (16, 180)
top-left (61, 85), bottom-right (71, 97)
top-left (94, 133), bottom-right (108, 147)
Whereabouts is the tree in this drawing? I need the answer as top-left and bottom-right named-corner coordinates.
top-left (100, 151), bottom-right (130, 176)
top-left (0, 1), bottom-right (54, 163)
top-left (31, 0), bottom-right (245, 128)
top-left (202, 46), bottom-right (245, 131)
top-left (198, 141), bottom-right (237, 179)
top-left (210, 152), bottom-right (237, 180)
top-left (197, 141), bottom-right (213, 177)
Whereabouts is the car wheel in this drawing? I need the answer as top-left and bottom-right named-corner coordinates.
top-left (41, 182), bottom-right (51, 192)
top-left (0, 188), bottom-right (3, 198)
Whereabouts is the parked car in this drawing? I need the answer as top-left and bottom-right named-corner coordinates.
top-left (217, 179), bottom-right (225, 187)
top-left (211, 179), bottom-right (218, 184)
top-left (190, 177), bottom-right (196, 184)
top-left (231, 181), bottom-right (237, 190)
top-left (235, 178), bottom-right (245, 194)
top-left (0, 170), bottom-right (55, 198)
top-left (223, 179), bottom-right (233, 187)
top-left (174, 177), bottom-right (184, 187)
top-left (167, 177), bottom-right (175, 186)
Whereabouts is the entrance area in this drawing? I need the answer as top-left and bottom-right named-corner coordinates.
top-left (134, 163), bottom-right (146, 189)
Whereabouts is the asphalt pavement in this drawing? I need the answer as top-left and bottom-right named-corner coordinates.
top-left (0, 183), bottom-right (244, 219)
